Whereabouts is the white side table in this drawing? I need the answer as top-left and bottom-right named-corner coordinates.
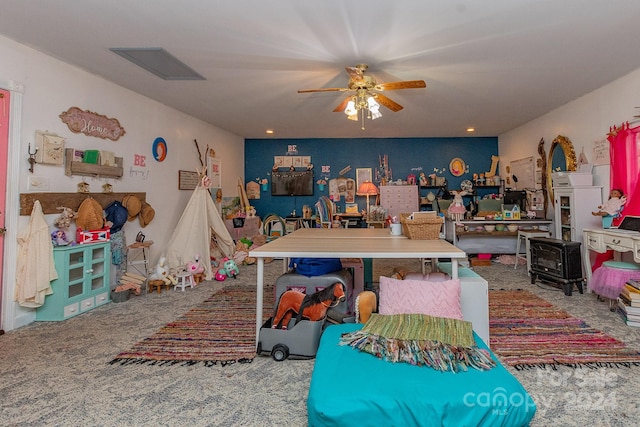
top-left (174, 271), bottom-right (195, 291)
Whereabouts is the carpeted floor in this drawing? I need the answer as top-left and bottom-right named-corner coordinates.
top-left (2, 259), bottom-right (640, 426)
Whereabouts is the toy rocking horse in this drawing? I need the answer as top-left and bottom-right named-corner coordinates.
top-left (271, 282), bottom-right (346, 329)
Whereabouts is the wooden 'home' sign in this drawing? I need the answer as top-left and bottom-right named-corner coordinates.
top-left (59, 107), bottom-right (126, 141)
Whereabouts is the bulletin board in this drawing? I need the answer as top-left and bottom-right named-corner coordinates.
top-left (509, 156), bottom-right (535, 190)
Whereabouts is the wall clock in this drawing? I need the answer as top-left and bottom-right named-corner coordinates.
top-left (449, 157), bottom-right (466, 177)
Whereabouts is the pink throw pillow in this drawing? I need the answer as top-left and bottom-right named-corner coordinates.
top-left (379, 276), bottom-right (463, 320)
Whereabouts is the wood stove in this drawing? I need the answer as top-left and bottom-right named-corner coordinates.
top-left (529, 237), bottom-right (584, 296)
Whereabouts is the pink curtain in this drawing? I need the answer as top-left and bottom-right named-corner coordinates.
top-left (592, 123), bottom-right (640, 271)
top-left (608, 122), bottom-right (640, 218)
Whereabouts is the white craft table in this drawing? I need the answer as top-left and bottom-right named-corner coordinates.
top-left (249, 228), bottom-right (467, 343)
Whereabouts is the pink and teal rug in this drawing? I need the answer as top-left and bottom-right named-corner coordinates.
top-left (489, 289), bottom-right (640, 369)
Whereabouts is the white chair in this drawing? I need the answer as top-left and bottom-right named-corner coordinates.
top-left (515, 230), bottom-right (551, 275)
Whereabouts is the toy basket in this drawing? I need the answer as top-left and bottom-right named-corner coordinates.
top-left (400, 213), bottom-right (443, 240)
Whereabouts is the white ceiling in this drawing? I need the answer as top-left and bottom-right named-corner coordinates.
top-left (1, 1), bottom-right (640, 139)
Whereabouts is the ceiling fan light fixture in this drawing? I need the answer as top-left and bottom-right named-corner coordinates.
top-left (299, 63), bottom-right (425, 129)
top-left (344, 99), bottom-right (357, 117)
top-left (367, 96), bottom-right (382, 120)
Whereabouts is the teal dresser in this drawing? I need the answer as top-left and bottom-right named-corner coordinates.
top-left (36, 242), bottom-right (111, 321)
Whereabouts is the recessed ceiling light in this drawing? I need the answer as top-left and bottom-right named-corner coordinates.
top-left (110, 48), bottom-right (205, 80)
top-left (466, 127), bottom-right (475, 133)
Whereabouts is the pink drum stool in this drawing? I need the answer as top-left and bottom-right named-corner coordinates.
top-left (589, 260), bottom-right (640, 310)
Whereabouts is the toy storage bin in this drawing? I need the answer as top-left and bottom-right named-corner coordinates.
top-left (257, 317), bottom-right (325, 361)
top-left (274, 269), bottom-right (354, 314)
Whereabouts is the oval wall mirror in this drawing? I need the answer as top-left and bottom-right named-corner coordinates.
top-left (546, 135), bottom-right (577, 206)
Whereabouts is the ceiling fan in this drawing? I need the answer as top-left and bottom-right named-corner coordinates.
top-left (297, 64), bottom-right (426, 115)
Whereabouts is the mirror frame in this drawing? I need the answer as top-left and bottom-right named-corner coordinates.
top-left (537, 138), bottom-right (548, 217)
top-left (547, 135), bottom-right (577, 206)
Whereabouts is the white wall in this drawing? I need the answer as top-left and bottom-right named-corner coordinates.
top-left (0, 35), bottom-right (244, 331)
top-left (498, 67), bottom-right (640, 211)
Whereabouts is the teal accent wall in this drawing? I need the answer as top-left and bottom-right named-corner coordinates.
top-left (245, 137), bottom-right (498, 219)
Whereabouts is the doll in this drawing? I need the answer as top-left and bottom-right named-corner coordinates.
top-left (592, 188), bottom-right (626, 217)
top-left (448, 190), bottom-right (468, 222)
top-left (51, 229), bottom-right (70, 246)
top-left (419, 172), bottom-right (428, 187)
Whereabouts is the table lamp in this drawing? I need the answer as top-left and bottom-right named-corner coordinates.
top-left (357, 181), bottom-right (379, 217)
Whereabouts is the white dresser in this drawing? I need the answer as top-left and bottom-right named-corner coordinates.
top-left (379, 185), bottom-right (419, 220)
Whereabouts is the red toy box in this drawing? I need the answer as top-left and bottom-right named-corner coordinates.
top-left (76, 227), bottom-right (111, 244)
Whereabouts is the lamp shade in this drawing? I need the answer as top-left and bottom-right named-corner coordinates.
top-left (357, 181), bottom-right (379, 196)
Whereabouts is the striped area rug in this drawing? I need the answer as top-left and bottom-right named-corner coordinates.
top-left (489, 289), bottom-right (640, 370)
top-left (110, 284), bottom-right (272, 366)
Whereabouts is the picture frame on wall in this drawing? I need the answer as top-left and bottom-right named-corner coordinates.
top-left (208, 156), bottom-right (222, 188)
top-left (356, 168), bottom-right (372, 190)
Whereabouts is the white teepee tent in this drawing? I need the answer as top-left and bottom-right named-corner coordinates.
top-left (165, 181), bottom-right (234, 280)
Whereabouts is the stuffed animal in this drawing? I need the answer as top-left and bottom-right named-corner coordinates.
top-left (54, 206), bottom-right (77, 230)
top-left (216, 257), bottom-right (239, 279)
top-left (186, 254), bottom-right (205, 283)
top-left (355, 291), bottom-right (378, 323)
top-left (448, 190), bottom-right (468, 222)
top-left (149, 256), bottom-right (171, 284)
top-left (271, 282), bottom-right (345, 329)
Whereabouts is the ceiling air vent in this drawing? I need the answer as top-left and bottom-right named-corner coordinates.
top-left (110, 47), bottom-right (205, 80)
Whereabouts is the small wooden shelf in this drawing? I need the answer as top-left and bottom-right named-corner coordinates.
top-left (64, 148), bottom-right (123, 178)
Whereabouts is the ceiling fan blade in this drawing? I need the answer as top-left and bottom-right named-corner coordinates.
top-left (345, 66), bottom-right (365, 84)
top-left (333, 96), bottom-right (353, 113)
top-left (375, 80), bottom-right (426, 91)
top-left (374, 93), bottom-right (404, 112)
top-left (298, 87), bottom-right (349, 93)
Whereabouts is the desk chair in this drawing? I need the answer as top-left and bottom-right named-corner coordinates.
top-left (515, 230), bottom-right (551, 275)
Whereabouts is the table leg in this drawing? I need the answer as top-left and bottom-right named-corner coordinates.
top-left (256, 257), bottom-right (264, 348)
top-left (583, 247), bottom-right (593, 292)
top-left (451, 259), bottom-right (459, 279)
top-left (363, 258), bottom-right (372, 289)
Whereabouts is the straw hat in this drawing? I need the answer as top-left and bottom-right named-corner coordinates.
top-left (76, 197), bottom-right (104, 231)
top-left (122, 194), bottom-right (142, 221)
top-left (138, 201), bottom-right (155, 228)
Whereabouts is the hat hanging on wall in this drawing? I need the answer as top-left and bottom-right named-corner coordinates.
top-left (122, 194), bottom-right (142, 221)
top-left (138, 201), bottom-right (155, 228)
top-left (76, 197), bottom-right (104, 230)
